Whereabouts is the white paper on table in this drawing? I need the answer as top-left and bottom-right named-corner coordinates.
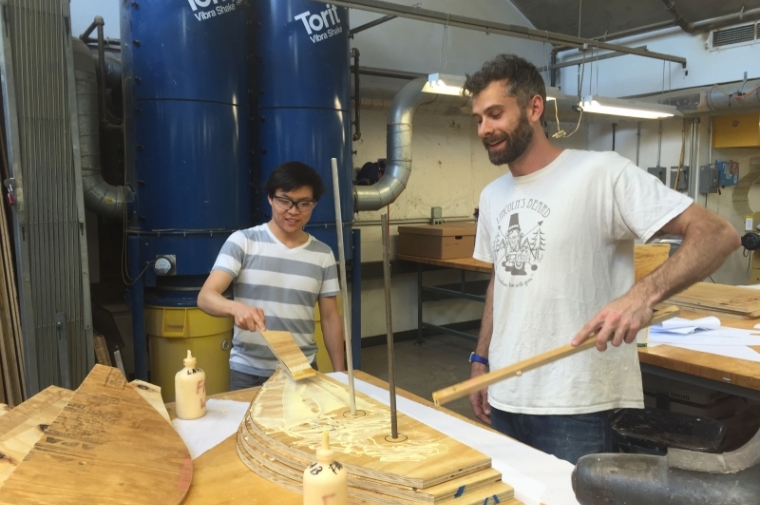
top-left (649, 327), bottom-right (760, 346)
top-left (328, 373), bottom-right (578, 505)
top-left (650, 316), bottom-right (721, 334)
top-left (171, 398), bottom-right (249, 459)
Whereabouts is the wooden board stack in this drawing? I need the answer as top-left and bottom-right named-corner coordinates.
top-left (0, 365), bottom-right (192, 505)
top-left (236, 369), bottom-right (523, 505)
top-left (668, 282), bottom-right (760, 319)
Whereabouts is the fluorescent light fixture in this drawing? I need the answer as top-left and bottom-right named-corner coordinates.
top-left (578, 95), bottom-right (682, 119)
top-left (422, 73), bottom-right (468, 96)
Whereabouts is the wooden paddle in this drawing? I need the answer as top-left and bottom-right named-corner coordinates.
top-left (432, 305), bottom-right (680, 406)
top-left (260, 330), bottom-right (316, 381)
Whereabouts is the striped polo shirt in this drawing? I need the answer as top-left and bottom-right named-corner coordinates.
top-left (211, 223), bottom-right (340, 377)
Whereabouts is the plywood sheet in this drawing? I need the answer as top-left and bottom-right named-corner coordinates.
top-left (260, 330), bottom-right (315, 380)
top-left (0, 365), bottom-right (192, 505)
top-left (242, 370), bottom-right (491, 490)
top-left (669, 282), bottom-right (760, 317)
top-left (0, 386), bottom-right (74, 488)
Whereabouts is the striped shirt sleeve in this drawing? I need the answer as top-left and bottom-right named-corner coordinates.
top-left (320, 251), bottom-right (340, 297)
top-left (212, 230), bottom-right (247, 278)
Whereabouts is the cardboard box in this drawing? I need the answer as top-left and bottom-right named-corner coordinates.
top-left (397, 223), bottom-right (477, 259)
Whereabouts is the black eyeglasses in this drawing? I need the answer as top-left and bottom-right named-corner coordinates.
top-left (272, 195), bottom-right (317, 212)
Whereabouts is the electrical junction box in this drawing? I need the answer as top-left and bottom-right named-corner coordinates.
top-left (699, 165), bottom-right (720, 194)
top-left (715, 160), bottom-right (739, 186)
top-left (648, 167), bottom-right (666, 185)
top-left (670, 166), bottom-right (689, 191)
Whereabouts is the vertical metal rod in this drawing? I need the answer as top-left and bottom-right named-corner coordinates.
top-left (707, 116), bottom-right (713, 165)
top-left (416, 263), bottom-right (424, 345)
top-left (350, 228), bottom-right (362, 370)
top-left (380, 213), bottom-right (398, 439)
top-left (636, 122), bottom-right (641, 166)
top-left (128, 236), bottom-right (148, 380)
top-left (657, 120), bottom-right (663, 167)
top-left (331, 158), bottom-right (356, 416)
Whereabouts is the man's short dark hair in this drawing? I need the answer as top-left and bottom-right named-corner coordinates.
top-left (265, 161), bottom-right (326, 201)
top-left (463, 54), bottom-right (546, 112)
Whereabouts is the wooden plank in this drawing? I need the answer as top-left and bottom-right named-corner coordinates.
top-left (0, 365), bottom-right (192, 505)
top-left (396, 254), bottom-right (493, 274)
top-left (634, 243), bottom-right (670, 283)
top-left (434, 306), bottom-right (680, 406)
top-left (93, 331), bottom-right (111, 366)
top-left (0, 386), bottom-right (74, 489)
top-left (669, 282), bottom-right (760, 316)
top-left (260, 330), bottom-right (315, 380)
top-left (0, 185), bottom-right (24, 402)
top-left (241, 370), bottom-right (492, 491)
top-left (0, 404), bottom-right (10, 418)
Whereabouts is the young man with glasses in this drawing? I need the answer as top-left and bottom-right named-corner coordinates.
top-left (198, 161), bottom-right (345, 390)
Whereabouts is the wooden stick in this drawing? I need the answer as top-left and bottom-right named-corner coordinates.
top-left (432, 305), bottom-right (680, 406)
top-left (331, 157), bottom-right (356, 416)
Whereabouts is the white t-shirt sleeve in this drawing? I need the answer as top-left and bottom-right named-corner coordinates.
top-left (320, 253), bottom-right (341, 297)
top-left (212, 230), bottom-right (246, 278)
top-left (612, 162), bottom-right (693, 243)
top-left (474, 186), bottom-right (494, 263)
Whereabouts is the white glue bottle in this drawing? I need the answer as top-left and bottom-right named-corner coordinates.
top-left (174, 350), bottom-right (206, 420)
top-left (303, 431), bottom-right (348, 505)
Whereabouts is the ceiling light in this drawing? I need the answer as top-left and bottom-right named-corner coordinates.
top-left (422, 73), bottom-right (468, 96)
top-left (578, 95), bottom-right (682, 119)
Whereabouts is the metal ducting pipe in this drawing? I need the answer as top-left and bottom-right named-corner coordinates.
top-left (649, 78), bottom-right (760, 114)
top-left (72, 38), bottom-right (130, 219)
top-left (661, 0), bottom-right (760, 33)
top-left (354, 77), bottom-right (469, 211)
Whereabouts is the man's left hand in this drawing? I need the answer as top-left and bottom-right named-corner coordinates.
top-left (570, 292), bottom-right (653, 351)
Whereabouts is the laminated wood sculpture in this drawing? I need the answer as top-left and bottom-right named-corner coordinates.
top-left (236, 369), bottom-right (523, 505)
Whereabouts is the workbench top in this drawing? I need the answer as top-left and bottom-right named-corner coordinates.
top-left (171, 371), bottom-right (557, 505)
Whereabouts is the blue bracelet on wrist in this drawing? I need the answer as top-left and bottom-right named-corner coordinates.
top-left (469, 352), bottom-right (489, 366)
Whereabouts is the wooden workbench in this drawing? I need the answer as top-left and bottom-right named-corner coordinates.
top-left (638, 310), bottom-right (760, 401)
top-left (171, 371), bottom-right (525, 505)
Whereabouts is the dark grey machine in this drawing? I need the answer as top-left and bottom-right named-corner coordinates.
top-left (573, 428), bottom-right (760, 505)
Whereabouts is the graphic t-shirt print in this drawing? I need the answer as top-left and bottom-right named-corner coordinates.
top-left (493, 198), bottom-right (550, 288)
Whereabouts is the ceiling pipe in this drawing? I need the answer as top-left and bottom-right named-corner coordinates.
top-left (354, 77), bottom-right (469, 211)
top-left (72, 38), bottom-right (131, 219)
top-left (556, 20), bottom-right (676, 53)
top-left (661, 0), bottom-right (760, 33)
top-left (308, 0), bottom-right (687, 67)
top-left (630, 78), bottom-right (760, 114)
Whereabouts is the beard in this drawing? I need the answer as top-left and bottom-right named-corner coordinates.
top-left (482, 111), bottom-right (534, 166)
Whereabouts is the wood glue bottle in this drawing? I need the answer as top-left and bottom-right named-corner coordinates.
top-left (175, 350), bottom-right (206, 420)
top-left (303, 431), bottom-right (347, 505)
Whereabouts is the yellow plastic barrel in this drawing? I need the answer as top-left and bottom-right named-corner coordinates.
top-left (145, 305), bottom-right (233, 402)
top-left (313, 294), bottom-right (343, 373)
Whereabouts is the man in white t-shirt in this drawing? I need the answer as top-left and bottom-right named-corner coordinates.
top-left (464, 54), bottom-right (740, 464)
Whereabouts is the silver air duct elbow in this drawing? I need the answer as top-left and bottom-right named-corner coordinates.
top-left (355, 76), bottom-right (457, 212)
top-left (72, 38), bottom-right (129, 219)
